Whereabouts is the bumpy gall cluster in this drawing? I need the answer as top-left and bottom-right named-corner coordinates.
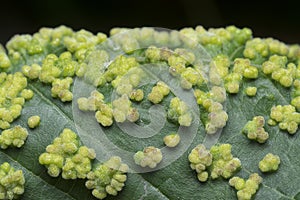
top-left (163, 133), bottom-right (180, 148)
top-left (0, 126), bottom-right (28, 149)
top-left (0, 72), bottom-right (32, 130)
top-left (0, 162), bottom-right (25, 200)
top-left (269, 105), bottom-right (300, 134)
top-left (210, 144), bottom-right (241, 179)
top-left (188, 144), bottom-right (212, 182)
top-left (86, 156), bottom-right (128, 200)
top-left (242, 116), bottom-right (269, 143)
top-left (259, 153), bottom-right (280, 172)
top-left (78, 90), bottom-right (113, 127)
top-left (148, 81), bottom-right (170, 104)
top-left (168, 97), bottom-right (193, 126)
top-left (39, 128), bottom-right (96, 179)
top-left (229, 173), bottom-right (262, 200)
top-left (134, 146), bottom-right (163, 168)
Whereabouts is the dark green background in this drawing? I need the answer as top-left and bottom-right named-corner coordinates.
top-left (0, 0), bottom-right (299, 45)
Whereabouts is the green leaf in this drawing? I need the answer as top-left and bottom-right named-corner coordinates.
top-left (1, 27), bottom-right (299, 200)
top-left (0, 69), bottom-right (298, 200)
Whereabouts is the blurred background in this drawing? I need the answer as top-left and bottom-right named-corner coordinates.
top-left (0, 0), bottom-right (299, 45)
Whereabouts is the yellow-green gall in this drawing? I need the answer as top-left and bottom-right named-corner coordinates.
top-left (194, 89), bottom-right (208, 105)
top-left (145, 46), bottom-right (161, 62)
top-left (242, 116), bottom-right (269, 143)
top-left (148, 87), bottom-right (164, 104)
top-left (209, 86), bottom-right (227, 103)
top-left (229, 173), bottom-right (262, 200)
top-left (163, 133), bottom-right (180, 147)
top-left (267, 119), bottom-right (277, 126)
top-left (211, 54), bottom-right (230, 78)
top-left (188, 144), bottom-right (212, 182)
top-left (129, 89), bottom-right (144, 102)
top-left (269, 105), bottom-right (300, 134)
top-left (181, 67), bottom-right (203, 87)
top-left (116, 83), bottom-right (133, 96)
top-left (210, 144), bottom-right (241, 179)
top-left (243, 66), bottom-right (258, 79)
top-left (174, 48), bottom-right (195, 65)
top-left (20, 89), bottom-right (34, 100)
top-left (205, 102), bottom-right (228, 134)
top-left (259, 153), bottom-right (280, 172)
top-left (51, 77), bottom-right (73, 102)
top-left (62, 146), bottom-right (96, 179)
top-left (86, 156), bottom-right (128, 200)
top-left (224, 73), bottom-right (242, 94)
top-left (95, 103), bottom-right (113, 127)
top-left (0, 126), bottom-right (28, 149)
top-left (0, 73), bottom-right (28, 129)
top-left (39, 52), bottom-right (78, 84)
top-left (291, 96), bottom-right (300, 110)
top-left (245, 87), bottom-right (257, 96)
top-left (22, 64), bottom-right (41, 80)
top-left (148, 81), bottom-right (170, 104)
top-left (262, 55), bottom-right (296, 87)
top-left (134, 146), bottom-right (163, 168)
top-left (232, 58), bottom-right (250, 74)
top-left (27, 115), bottom-right (40, 128)
top-left (77, 90), bottom-right (105, 112)
top-left (39, 128), bottom-right (96, 179)
top-left (112, 94), bottom-right (139, 123)
top-left (168, 97), bottom-right (193, 126)
top-left (0, 50), bottom-right (11, 69)
top-left (0, 162), bottom-right (25, 200)
top-left (0, 120), bottom-right (10, 130)
top-left (168, 55), bottom-right (186, 74)
top-left (103, 55), bottom-right (139, 83)
top-left (225, 81), bottom-right (240, 94)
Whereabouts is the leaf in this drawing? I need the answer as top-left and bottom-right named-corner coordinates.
top-left (1, 28), bottom-right (300, 200)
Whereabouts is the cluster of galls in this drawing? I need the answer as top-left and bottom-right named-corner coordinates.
top-left (291, 78), bottom-right (300, 111)
top-left (262, 55), bottom-right (299, 88)
top-left (0, 72), bottom-right (33, 129)
top-left (101, 55), bottom-right (139, 87)
top-left (229, 173), bottom-right (262, 200)
top-left (145, 45), bottom-right (205, 91)
top-left (188, 144), bottom-right (212, 182)
top-left (163, 133), bottom-right (180, 148)
top-left (86, 156), bottom-right (128, 200)
top-left (134, 146), bottom-right (163, 168)
top-left (22, 52), bottom-right (79, 102)
top-left (10, 26), bottom-right (108, 102)
top-left (259, 153), bottom-right (280, 173)
top-left (78, 90), bottom-right (113, 127)
top-left (243, 37), bottom-right (300, 64)
top-left (242, 116), bottom-right (269, 143)
top-left (6, 26), bottom-right (106, 67)
top-left (194, 87), bottom-right (228, 134)
top-left (224, 58), bottom-right (258, 94)
top-left (188, 143), bottom-right (241, 182)
top-left (148, 81), bottom-right (170, 104)
top-left (0, 126), bottom-right (28, 149)
top-left (268, 105), bottom-right (300, 134)
top-left (39, 128), bottom-right (96, 179)
top-left (0, 162), bottom-right (25, 200)
top-left (112, 94), bottom-right (139, 123)
top-left (0, 47), bottom-right (11, 70)
top-left (112, 67), bottom-right (144, 101)
top-left (179, 26), bottom-right (252, 56)
top-left (167, 97), bottom-right (193, 127)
